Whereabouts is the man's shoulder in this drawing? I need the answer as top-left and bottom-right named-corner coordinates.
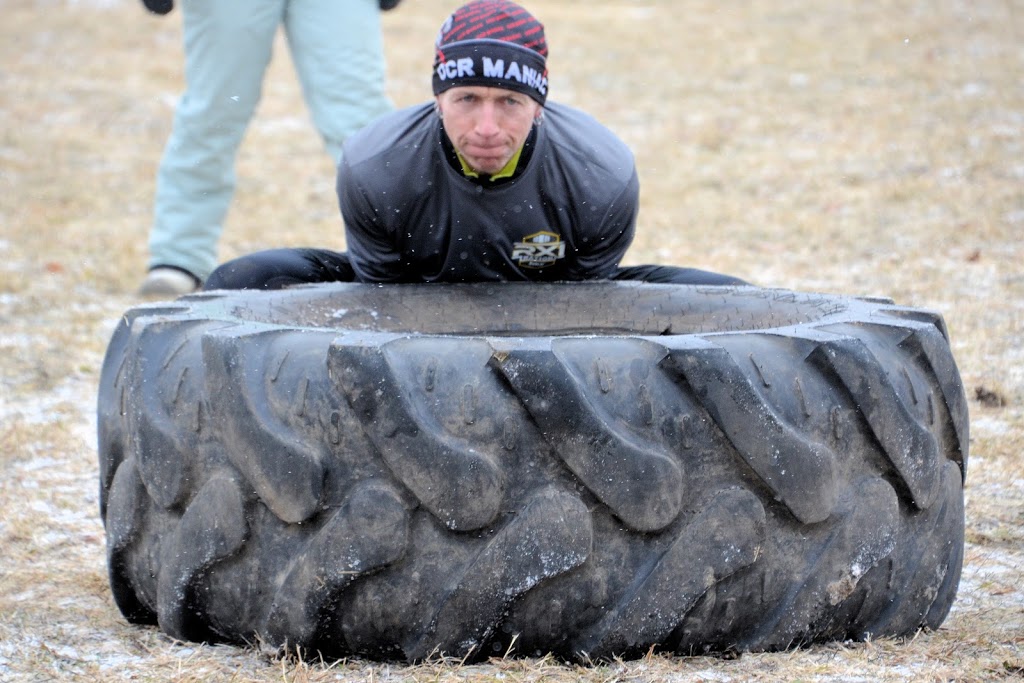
top-left (342, 103), bottom-right (438, 168)
top-left (541, 102), bottom-right (635, 178)
top-left (543, 103), bottom-right (627, 140)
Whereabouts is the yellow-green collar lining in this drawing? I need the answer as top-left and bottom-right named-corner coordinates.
top-left (456, 145), bottom-right (524, 181)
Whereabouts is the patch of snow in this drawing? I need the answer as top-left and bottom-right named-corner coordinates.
top-left (970, 416), bottom-right (1011, 436)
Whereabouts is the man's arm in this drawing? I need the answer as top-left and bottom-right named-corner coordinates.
top-left (337, 161), bottom-right (405, 283)
top-left (565, 168), bottom-right (639, 280)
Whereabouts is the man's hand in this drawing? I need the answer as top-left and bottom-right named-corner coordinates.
top-left (141, 0), bottom-right (173, 15)
top-left (380, 0), bottom-right (402, 10)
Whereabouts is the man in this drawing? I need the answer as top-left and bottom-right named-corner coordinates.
top-left (206, 0), bottom-right (745, 290)
top-left (138, 0), bottom-right (396, 297)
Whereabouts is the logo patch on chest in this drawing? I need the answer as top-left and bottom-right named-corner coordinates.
top-left (511, 231), bottom-right (566, 269)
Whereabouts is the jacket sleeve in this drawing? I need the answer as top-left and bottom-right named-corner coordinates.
top-left (565, 166), bottom-right (639, 280)
top-left (337, 159), bottom-right (405, 283)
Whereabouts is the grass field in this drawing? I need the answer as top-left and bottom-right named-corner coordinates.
top-left (1, 0), bottom-right (1022, 680)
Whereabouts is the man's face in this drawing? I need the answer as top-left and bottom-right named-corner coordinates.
top-left (436, 86), bottom-right (542, 175)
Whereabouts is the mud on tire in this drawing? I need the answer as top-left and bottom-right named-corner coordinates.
top-left (97, 282), bottom-right (968, 661)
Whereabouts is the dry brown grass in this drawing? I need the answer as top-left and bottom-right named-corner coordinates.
top-left (2, 0), bottom-right (1022, 681)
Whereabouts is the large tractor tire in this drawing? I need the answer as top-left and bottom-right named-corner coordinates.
top-left (97, 282), bottom-right (968, 662)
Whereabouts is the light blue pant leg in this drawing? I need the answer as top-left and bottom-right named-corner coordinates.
top-left (149, 0), bottom-right (285, 280)
top-left (285, 0), bottom-right (392, 165)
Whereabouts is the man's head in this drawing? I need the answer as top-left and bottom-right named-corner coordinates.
top-left (433, 0), bottom-right (547, 175)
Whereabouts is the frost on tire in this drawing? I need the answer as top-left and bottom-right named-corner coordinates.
top-left (96, 282), bottom-right (968, 662)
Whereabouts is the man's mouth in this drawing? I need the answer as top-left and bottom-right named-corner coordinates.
top-left (467, 147), bottom-right (503, 160)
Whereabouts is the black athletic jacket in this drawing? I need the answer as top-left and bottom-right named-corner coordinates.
top-left (336, 102), bottom-right (638, 283)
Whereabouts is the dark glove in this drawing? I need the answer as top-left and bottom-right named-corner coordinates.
top-left (141, 0), bottom-right (173, 15)
top-left (380, 0), bottom-right (402, 10)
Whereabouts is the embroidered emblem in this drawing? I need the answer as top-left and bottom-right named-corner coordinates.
top-left (512, 231), bottom-right (565, 269)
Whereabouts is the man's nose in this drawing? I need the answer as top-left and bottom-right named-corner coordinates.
top-left (475, 103), bottom-right (500, 136)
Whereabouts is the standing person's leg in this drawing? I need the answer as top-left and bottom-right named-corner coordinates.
top-left (611, 265), bottom-right (750, 286)
top-left (285, 0), bottom-right (393, 165)
top-left (142, 0), bottom-right (285, 294)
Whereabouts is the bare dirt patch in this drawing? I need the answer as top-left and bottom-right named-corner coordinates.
top-left (1, 0), bottom-right (1022, 681)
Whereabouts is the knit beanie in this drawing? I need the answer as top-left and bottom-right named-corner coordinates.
top-left (432, 0), bottom-right (549, 106)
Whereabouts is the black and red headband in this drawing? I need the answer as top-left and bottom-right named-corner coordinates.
top-left (432, 0), bottom-right (549, 106)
